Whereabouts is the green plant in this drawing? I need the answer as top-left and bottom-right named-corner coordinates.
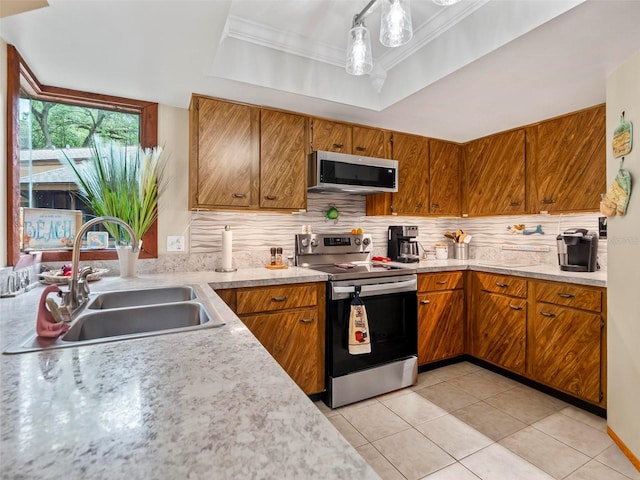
top-left (63, 138), bottom-right (166, 244)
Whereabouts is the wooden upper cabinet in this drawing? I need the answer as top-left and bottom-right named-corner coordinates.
top-left (392, 133), bottom-right (430, 215)
top-left (527, 105), bottom-right (605, 213)
top-left (260, 110), bottom-right (307, 210)
top-left (429, 139), bottom-right (461, 215)
top-left (311, 118), bottom-right (352, 153)
top-left (190, 97), bottom-right (259, 208)
top-left (353, 126), bottom-right (386, 158)
top-left (463, 129), bottom-right (526, 216)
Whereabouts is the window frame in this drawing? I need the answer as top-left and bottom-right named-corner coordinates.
top-left (6, 44), bottom-right (159, 266)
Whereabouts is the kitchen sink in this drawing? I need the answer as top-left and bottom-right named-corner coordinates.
top-left (3, 285), bottom-right (225, 354)
top-left (87, 286), bottom-right (196, 309)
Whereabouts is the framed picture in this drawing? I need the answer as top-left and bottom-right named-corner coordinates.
top-left (87, 231), bottom-right (109, 249)
top-left (20, 208), bottom-right (82, 251)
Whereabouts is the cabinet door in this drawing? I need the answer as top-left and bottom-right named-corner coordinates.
top-left (529, 105), bottom-right (605, 213)
top-left (464, 129), bottom-right (525, 216)
top-left (192, 97), bottom-right (259, 207)
top-left (241, 308), bottom-right (323, 394)
top-left (353, 126), bottom-right (386, 158)
top-left (472, 291), bottom-right (526, 374)
top-left (531, 304), bottom-right (602, 403)
top-left (311, 118), bottom-right (352, 153)
top-left (392, 133), bottom-right (430, 215)
top-left (418, 290), bottom-right (465, 365)
top-left (429, 139), bottom-right (461, 215)
top-left (260, 110), bottom-right (307, 210)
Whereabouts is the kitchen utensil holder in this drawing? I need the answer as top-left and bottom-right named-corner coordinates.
top-left (454, 243), bottom-right (469, 260)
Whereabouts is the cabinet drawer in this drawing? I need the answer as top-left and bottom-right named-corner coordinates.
top-left (418, 271), bottom-right (464, 292)
top-left (535, 281), bottom-right (602, 312)
top-left (475, 272), bottom-right (527, 298)
top-left (236, 284), bottom-right (317, 314)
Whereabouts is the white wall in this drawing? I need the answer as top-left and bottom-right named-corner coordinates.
top-left (606, 48), bottom-right (640, 460)
top-left (1, 39), bottom-right (8, 267)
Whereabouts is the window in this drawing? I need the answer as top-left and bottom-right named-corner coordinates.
top-left (6, 44), bottom-right (158, 265)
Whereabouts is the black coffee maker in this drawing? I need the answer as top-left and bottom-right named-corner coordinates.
top-left (388, 226), bottom-right (420, 263)
top-left (556, 228), bottom-right (599, 272)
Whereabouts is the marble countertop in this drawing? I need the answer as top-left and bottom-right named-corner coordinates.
top-left (0, 267), bottom-right (379, 480)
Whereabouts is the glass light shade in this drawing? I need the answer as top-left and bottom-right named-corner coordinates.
top-left (346, 24), bottom-right (373, 75)
top-left (380, 0), bottom-right (413, 48)
top-left (432, 0), bottom-right (461, 5)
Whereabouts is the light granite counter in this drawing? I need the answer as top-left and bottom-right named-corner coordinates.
top-left (0, 268), bottom-right (381, 480)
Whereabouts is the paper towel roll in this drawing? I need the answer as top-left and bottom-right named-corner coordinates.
top-left (221, 226), bottom-right (233, 271)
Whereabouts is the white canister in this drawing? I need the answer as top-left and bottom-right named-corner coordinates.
top-left (435, 244), bottom-right (449, 260)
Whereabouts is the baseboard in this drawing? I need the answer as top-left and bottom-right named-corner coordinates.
top-left (607, 426), bottom-right (640, 472)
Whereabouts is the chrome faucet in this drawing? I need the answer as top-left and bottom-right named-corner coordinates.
top-left (63, 216), bottom-right (138, 311)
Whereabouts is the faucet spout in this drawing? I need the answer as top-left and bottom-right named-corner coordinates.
top-left (66, 216), bottom-right (138, 311)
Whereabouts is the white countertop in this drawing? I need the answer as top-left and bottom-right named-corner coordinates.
top-left (0, 262), bottom-right (606, 479)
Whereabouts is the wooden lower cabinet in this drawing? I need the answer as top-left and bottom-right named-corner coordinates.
top-left (216, 282), bottom-right (325, 395)
top-left (472, 291), bottom-right (527, 374)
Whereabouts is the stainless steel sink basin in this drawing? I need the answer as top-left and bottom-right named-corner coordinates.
top-left (87, 286), bottom-right (196, 309)
top-left (64, 301), bottom-right (209, 341)
top-left (4, 284), bottom-right (225, 354)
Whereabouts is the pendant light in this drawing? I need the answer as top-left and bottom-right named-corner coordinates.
top-left (379, 0), bottom-right (412, 48)
top-left (346, 20), bottom-right (373, 75)
top-left (432, 0), bottom-right (461, 5)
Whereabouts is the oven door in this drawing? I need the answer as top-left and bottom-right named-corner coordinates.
top-left (327, 275), bottom-right (417, 378)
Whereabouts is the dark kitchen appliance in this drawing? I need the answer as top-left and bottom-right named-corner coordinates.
top-left (556, 228), bottom-right (599, 272)
top-left (388, 226), bottom-right (420, 263)
top-left (295, 233), bottom-right (418, 408)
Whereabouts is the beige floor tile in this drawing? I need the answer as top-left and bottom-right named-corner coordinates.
top-left (336, 397), bottom-right (380, 414)
top-left (376, 386), bottom-right (414, 402)
top-left (564, 459), bottom-right (632, 480)
top-left (461, 443), bottom-right (554, 480)
top-left (416, 414), bottom-right (493, 460)
top-left (328, 415), bottom-right (368, 448)
top-left (416, 381), bottom-right (479, 412)
top-left (452, 401), bottom-right (527, 441)
top-left (533, 412), bottom-right (613, 457)
top-left (447, 371), bottom-right (518, 400)
top-left (475, 369), bottom-right (520, 386)
top-left (499, 426), bottom-right (590, 479)
top-left (423, 462), bottom-right (482, 480)
top-left (314, 399), bottom-right (340, 417)
top-left (410, 370), bottom-right (445, 390)
top-left (484, 385), bottom-right (567, 424)
top-left (382, 391), bottom-right (448, 426)
top-left (341, 402), bottom-right (412, 442)
top-left (595, 445), bottom-right (640, 480)
top-left (373, 428), bottom-right (455, 480)
top-left (356, 444), bottom-right (405, 480)
top-left (559, 406), bottom-right (607, 432)
top-left (429, 362), bottom-right (481, 380)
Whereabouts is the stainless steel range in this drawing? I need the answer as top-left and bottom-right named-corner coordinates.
top-left (295, 233), bottom-right (418, 408)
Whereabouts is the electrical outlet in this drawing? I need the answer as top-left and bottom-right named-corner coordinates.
top-left (167, 235), bottom-right (185, 252)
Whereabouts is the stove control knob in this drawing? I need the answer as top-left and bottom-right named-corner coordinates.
top-left (300, 238), bottom-right (310, 248)
top-left (362, 237), bottom-right (371, 246)
top-left (354, 237), bottom-right (362, 246)
top-left (310, 238), bottom-right (318, 247)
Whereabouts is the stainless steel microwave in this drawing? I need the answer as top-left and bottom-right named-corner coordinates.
top-left (307, 150), bottom-right (398, 195)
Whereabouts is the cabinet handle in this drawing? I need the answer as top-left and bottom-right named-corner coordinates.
top-left (495, 282), bottom-right (508, 288)
top-left (509, 201), bottom-right (522, 207)
top-left (541, 198), bottom-right (555, 205)
top-left (271, 296), bottom-right (287, 302)
top-left (232, 193), bottom-right (247, 199)
top-left (540, 311), bottom-right (556, 318)
top-left (299, 317), bottom-right (314, 324)
top-left (332, 143), bottom-right (344, 149)
top-left (509, 304), bottom-right (523, 311)
top-left (436, 281), bottom-right (447, 285)
top-left (557, 293), bottom-right (575, 299)
top-left (420, 299), bottom-right (430, 305)
top-left (431, 203), bottom-right (440, 209)
top-left (264, 195), bottom-right (277, 200)
top-left (355, 146), bottom-right (366, 152)
top-left (416, 203), bottom-right (423, 209)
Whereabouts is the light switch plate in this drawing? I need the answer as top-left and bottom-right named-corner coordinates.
top-left (167, 235), bottom-right (185, 252)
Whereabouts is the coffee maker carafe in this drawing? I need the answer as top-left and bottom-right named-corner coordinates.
top-left (556, 228), bottom-right (598, 272)
top-left (388, 226), bottom-right (420, 263)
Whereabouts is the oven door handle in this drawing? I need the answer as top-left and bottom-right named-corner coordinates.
top-left (333, 279), bottom-right (417, 296)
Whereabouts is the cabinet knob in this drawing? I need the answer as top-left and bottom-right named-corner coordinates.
top-left (420, 299), bottom-right (430, 305)
top-left (541, 198), bottom-right (555, 205)
top-left (333, 143), bottom-right (344, 149)
top-left (509, 201), bottom-right (522, 207)
top-left (509, 304), bottom-right (523, 311)
top-left (355, 146), bottom-right (366, 152)
top-left (431, 203), bottom-right (440, 209)
top-left (232, 193), bottom-right (247, 199)
top-left (436, 281), bottom-right (447, 285)
top-left (299, 317), bottom-right (314, 323)
top-left (264, 195), bottom-right (277, 200)
top-left (271, 296), bottom-right (287, 302)
top-left (557, 293), bottom-right (575, 299)
top-left (540, 311), bottom-right (556, 318)
top-left (495, 282), bottom-right (508, 288)
top-left (416, 203), bottom-right (423, 209)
